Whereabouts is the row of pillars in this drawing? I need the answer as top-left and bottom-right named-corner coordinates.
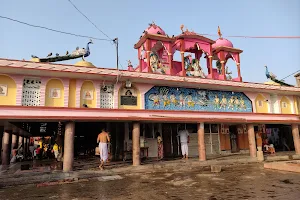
top-left (1, 129), bottom-right (30, 166)
top-left (62, 122), bottom-right (300, 171)
top-left (3, 122), bottom-right (299, 171)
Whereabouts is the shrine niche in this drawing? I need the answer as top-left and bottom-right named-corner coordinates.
top-left (149, 51), bottom-right (169, 74)
top-left (0, 84), bottom-right (7, 96)
top-left (184, 54), bottom-right (206, 78)
top-left (0, 75), bottom-right (16, 106)
top-left (145, 86), bottom-right (252, 113)
top-left (45, 79), bottom-right (64, 107)
top-left (119, 85), bottom-right (140, 109)
top-left (80, 81), bottom-right (96, 108)
top-left (149, 41), bottom-right (170, 74)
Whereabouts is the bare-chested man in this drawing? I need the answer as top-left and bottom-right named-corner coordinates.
top-left (97, 128), bottom-right (110, 170)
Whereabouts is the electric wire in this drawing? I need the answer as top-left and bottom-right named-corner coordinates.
top-left (199, 33), bottom-right (300, 39)
top-left (279, 70), bottom-right (300, 81)
top-left (67, 0), bottom-right (113, 41)
top-left (1, 15), bottom-right (298, 87)
top-left (0, 15), bottom-right (112, 41)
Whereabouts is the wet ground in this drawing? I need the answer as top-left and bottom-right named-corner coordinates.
top-left (1, 163), bottom-right (300, 200)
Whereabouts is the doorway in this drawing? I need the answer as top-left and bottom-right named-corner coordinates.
top-left (162, 124), bottom-right (172, 157)
top-left (229, 125), bottom-right (239, 153)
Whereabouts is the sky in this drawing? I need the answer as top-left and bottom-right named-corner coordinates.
top-left (0, 0), bottom-right (299, 85)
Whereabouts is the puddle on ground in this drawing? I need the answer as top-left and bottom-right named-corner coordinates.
top-left (280, 179), bottom-right (293, 184)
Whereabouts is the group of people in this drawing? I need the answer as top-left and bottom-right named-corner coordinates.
top-left (23, 139), bottom-right (60, 161)
top-left (96, 126), bottom-right (190, 170)
top-left (256, 131), bottom-right (276, 154)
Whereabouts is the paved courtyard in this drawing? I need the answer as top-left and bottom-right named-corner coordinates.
top-left (1, 163), bottom-right (300, 200)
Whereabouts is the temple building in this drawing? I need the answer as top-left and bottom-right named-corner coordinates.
top-left (0, 23), bottom-right (300, 170)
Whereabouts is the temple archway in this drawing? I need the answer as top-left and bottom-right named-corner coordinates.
top-left (224, 58), bottom-right (237, 81)
top-left (45, 79), bottom-right (64, 107)
top-left (255, 94), bottom-right (269, 113)
top-left (0, 74), bottom-right (16, 105)
top-left (280, 96), bottom-right (292, 114)
top-left (80, 81), bottom-right (96, 108)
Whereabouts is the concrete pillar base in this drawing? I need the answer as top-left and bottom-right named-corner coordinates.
top-left (257, 151), bottom-right (264, 162)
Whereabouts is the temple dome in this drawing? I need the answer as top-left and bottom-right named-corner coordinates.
top-left (264, 80), bottom-right (280, 86)
top-left (144, 22), bottom-right (166, 35)
top-left (30, 58), bottom-right (40, 62)
top-left (75, 60), bottom-right (95, 68)
top-left (212, 38), bottom-right (233, 49)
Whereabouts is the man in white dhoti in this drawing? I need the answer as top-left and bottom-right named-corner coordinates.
top-left (97, 128), bottom-right (110, 170)
top-left (178, 125), bottom-right (190, 160)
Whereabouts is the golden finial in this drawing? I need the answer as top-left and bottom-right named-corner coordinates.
top-left (180, 24), bottom-right (184, 33)
top-left (217, 26), bottom-right (222, 38)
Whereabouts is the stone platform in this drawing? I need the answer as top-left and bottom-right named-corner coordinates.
top-left (264, 161), bottom-right (300, 173)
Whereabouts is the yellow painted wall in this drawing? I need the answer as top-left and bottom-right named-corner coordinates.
top-left (280, 96), bottom-right (292, 114)
top-left (255, 94), bottom-right (269, 113)
top-left (293, 96), bottom-right (299, 114)
top-left (80, 81), bottom-right (96, 108)
top-left (68, 79), bottom-right (76, 107)
top-left (0, 75), bottom-right (16, 105)
top-left (118, 85), bottom-right (141, 109)
top-left (45, 79), bottom-right (64, 107)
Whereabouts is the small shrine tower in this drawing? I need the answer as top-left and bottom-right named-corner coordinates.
top-left (131, 23), bottom-right (244, 82)
top-left (134, 22), bottom-right (174, 74)
top-left (212, 26), bottom-right (243, 81)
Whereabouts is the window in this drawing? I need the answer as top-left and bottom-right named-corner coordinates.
top-left (211, 124), bottom-right (219, 134)
top-left (100, 85), bottom-right (114, 108)
top-left (204, 124), bottom-right (210, 133)
top-left (204, 124), bottom-right (220, 154)
top-left (22, 78), bottom-right (41, 106)
top-left (258, 100), bottom-right (263, 107)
